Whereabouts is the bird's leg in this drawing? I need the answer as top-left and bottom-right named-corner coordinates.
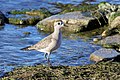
top-left (47, 52), bottom-right (52, 67)
top-left (47, 52), bottom-right (50, 61)
top-left (44, 53), bottom-right (47, 60)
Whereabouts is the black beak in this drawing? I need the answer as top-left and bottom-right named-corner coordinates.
top-left (64, 24), bottom-right (68, 27)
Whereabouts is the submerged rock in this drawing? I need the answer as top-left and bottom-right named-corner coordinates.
top-left (0, 11), bottom-right (7, 25)
top-left (36, 11), bottom-right (102, 33)
top-left (90, 48), bottom-right (120, 62)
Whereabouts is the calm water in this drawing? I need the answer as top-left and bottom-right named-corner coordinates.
top-left (0, 0), bottom-right (118, 77)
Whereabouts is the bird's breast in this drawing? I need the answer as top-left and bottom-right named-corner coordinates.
top-left (52, 32), bottom-right (62, 51)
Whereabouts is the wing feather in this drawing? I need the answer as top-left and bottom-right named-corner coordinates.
top-left (31, 34), bottom-right (52, 50)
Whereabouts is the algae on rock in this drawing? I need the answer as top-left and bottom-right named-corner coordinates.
top-left (1, 62), bottom-right (120, 80)
top-left (36, 11), bottom-right (105, 33)
top-left (7, 8), bottom-right (52, 25)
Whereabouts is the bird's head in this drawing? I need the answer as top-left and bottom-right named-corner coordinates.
top-left (54, 20), bottom-right (67, 30)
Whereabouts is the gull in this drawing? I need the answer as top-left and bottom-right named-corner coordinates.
top-left (21, 20), bottom-right (67, 61)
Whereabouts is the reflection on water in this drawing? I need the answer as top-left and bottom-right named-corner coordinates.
top-left (0, 24), bottom-right (101, 77)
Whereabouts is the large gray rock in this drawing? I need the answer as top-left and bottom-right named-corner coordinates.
top-left (36, 11), bottom-right (101, 33)
top-left (0, 11), bottom-right (6, 25)
top-left (90, 48), bottom-right (120, 62)
top-left (98, 34), bottom-right (120, 51)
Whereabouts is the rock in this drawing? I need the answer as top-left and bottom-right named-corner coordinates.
top-left (2, 61), bottom-right (120, 80)
top-left (8, 15), bottom-right (40, 25)
top-left (90, 48), bottom-right (120, 62)
top-left (98, 2), bottom-right (118, 13)
top-left (107, 12), bottom-right (120, 24)
top-left (7, 8), bottom-right (52, 25)
top-left (93, 38), bottom-right (100, 42)
top-left (36, 11), bottom-right (101, 33)
top-left (53, 3), bottom-right (98, 14)
top-left (102, 16), bottom-right (120, 37)
top-left (98, 34), bottom-right (120, 51)
top-left (0, 11), bottom-right (7, 25)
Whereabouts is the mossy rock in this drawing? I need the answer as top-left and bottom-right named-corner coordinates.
top-left (36, 11), bottom-right (105, 33)
top-left (7, 8), bottom-right (52, 25)
top-left (54, 3), bottom-right (98, 14)
top-left (102, 16), bottom-right (120, 37)
top-left (8, 15), bottom-right (40, 25)
top-left (9, 9), bottom-right (30, 15)
top-left (1, 62), bottom-right (120, 80)
top-left (98, 2), bottom-right (118, 13)
top-left (26, 8), bottom-right (52, 18)
top-left (0, 11), bottom-right (7, 25)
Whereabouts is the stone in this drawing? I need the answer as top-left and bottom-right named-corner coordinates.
top-left (7, 8), bottom-right (52, 25)
top-left (90, 48), bottom-right (120, 62)
top-left (102, 16), bottom-right (120, 37)
top-left (8, 15), bottom-right (40, 25)
top-left (36, 11), bottom-right (101, 33)
top-left (98, 34), bottom-right (120, 51)
top-left (0, 11), bottom-right (7, 25)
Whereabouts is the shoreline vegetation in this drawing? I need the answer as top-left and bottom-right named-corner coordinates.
top-left (0, 2), bottom-right (120, 79)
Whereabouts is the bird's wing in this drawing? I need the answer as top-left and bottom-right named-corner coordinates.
top-left (31, 34), bottom-right (53, 50)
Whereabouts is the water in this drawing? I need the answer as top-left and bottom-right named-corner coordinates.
top-left (0, 0), bottom-right (118, 77)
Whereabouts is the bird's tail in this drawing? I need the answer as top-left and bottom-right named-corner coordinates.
top-left (21, 46), bottom-right (34, 50)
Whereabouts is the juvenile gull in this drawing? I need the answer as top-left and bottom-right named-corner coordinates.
top-left (21, 20), bottom-right (66, 60)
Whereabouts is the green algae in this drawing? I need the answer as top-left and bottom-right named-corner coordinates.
top-left (108, 11), bottom-right (120, 24)
top-left (9, 9), bottom-right (30, 15)
top-left (54, 3), bottom-right (98, 14)
top-left (8, 16), bottom-right (40, 25)
top-left (7, 8), bottom-right (52, 25)
top-left (1, 62), bottom-right (120, 80)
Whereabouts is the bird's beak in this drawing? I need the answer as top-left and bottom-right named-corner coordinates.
top-left (64, 24), bottom-right (68, 27)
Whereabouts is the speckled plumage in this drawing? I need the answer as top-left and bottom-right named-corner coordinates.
top-left (21, 20), bottom-right (65, 60)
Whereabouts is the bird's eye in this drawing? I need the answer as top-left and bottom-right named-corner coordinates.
top-left (58, 22), bottom-right (60, 25)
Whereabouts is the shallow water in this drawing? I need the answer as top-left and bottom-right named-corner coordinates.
top-left (0, 24), bottom-right (101, 77)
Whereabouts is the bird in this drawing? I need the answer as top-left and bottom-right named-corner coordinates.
top-left (21, 20), bottom-right (66, 61)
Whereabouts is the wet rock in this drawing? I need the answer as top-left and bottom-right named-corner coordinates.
top-left (98, 2), bottom-right (120, 37)
top-left (36, 11), bottom-right (102, 33)
top-left (90, 48), bottom-right (120, 62)
top-left (102, 16), bottom-right (120, 37)
top-left (53, 3), bottom-right (98, 14)
top-left (7, 8), bottom-right (52, 25)
top-left (98, 2), bottom-right (118, 13)
top-left (107, 11), bottom-right (120, 24)
top-left (98, 34), bottom-right (120, 51)
top-left (8, 14), bottom-right (40, 25)
top-left (1, 62), bottom-right (120, 80)
top-left (23, 32), bottom-right (31, 36)
top-left (0, 11), bottom-right (7, 25)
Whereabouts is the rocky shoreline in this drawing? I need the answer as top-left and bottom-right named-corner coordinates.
top-left (0, 2), bottom-right (120, 80)
top-left (1, 61), bottom-right (120, 80)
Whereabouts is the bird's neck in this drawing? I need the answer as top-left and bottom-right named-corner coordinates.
top-left (53, 28), bottom-right (62, 39)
